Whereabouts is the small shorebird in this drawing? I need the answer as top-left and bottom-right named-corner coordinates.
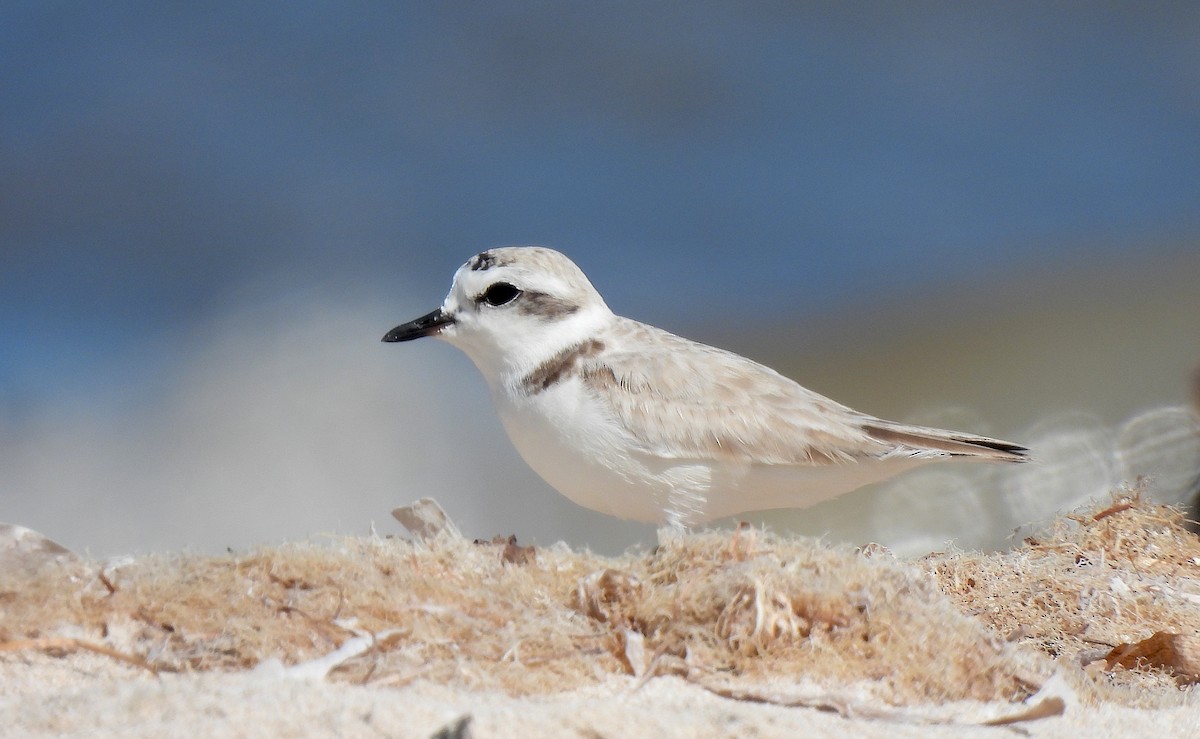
top-left (384, 247), bottom-right (1028, 528)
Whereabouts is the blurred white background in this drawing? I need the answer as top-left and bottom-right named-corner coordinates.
top-left (3, 4), bottom-right (1198, 556)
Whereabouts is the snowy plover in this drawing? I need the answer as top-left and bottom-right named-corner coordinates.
top-left (384, 247), bottom-right (1028, 528)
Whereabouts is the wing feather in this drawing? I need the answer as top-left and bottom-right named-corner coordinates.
top-left (578, 319), bottom-right (883, 465)
top-left (578, 318), bottom-right (1029, 467)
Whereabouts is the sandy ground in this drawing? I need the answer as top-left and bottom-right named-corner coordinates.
top-left (3, 494), bottom-right (1199, 738)
top-left (1, 653), bottom-right (1196, 738)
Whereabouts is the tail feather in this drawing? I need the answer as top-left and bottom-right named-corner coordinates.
top-left (862, 421), bottom-right (1030, 463)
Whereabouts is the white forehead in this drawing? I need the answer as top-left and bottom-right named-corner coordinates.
top-left (449, 246), bottom-right (599, 301)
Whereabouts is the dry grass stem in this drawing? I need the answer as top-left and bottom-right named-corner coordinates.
top-left (2, 488), bottom-right (1198, 711)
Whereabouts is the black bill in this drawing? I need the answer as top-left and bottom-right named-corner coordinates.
top-left (382, 308), bottom-right (454, 342)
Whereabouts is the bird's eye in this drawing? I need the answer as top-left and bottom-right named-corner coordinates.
top-left (480, 282), bottom-right (522, 307)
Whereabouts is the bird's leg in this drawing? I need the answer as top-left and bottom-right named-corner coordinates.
top-left (657, 483), bottom-right (706, 545)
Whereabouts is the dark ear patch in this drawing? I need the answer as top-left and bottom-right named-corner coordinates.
top-left (516, 291), bottom-right (579, 320)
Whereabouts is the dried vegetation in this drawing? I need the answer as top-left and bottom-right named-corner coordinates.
top-left (2, 489), bottom-right (1198, 711)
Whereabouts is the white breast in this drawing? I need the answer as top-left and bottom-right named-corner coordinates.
top-left (490, 374), bottom-right (679, 524)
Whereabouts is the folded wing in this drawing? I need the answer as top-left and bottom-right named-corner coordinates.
top-left (580, 318), bottom-right (1028, 466)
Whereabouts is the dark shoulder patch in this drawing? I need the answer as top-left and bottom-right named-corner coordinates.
top-left (520, 339), bottom-right (605, 394)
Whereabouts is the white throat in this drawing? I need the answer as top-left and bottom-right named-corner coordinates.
top-left (447, 303), bottom-right (615, 388)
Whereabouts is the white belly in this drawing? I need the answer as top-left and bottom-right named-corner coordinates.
top-left (493, 380), bottom-right (674, 523)
top-left (488, 377), bottom-right (933, 527)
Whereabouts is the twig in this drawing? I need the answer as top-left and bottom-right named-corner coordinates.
top-left (0, 637), bottom-right (161, 675)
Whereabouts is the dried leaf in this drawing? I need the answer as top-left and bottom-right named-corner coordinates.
top-left (0, 523), bottom-right (78, 575)
top-left (618, 628), bottom-right (647, 677)
top-left (472, 535), bottom-right (536, 566)
top-left (392, 498), bottom-right (462, 542)
top-left (1104, 631), bottom-right (1200, 684)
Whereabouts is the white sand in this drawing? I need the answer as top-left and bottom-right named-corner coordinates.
top-left (2, 653), bottom-right (1195, 738)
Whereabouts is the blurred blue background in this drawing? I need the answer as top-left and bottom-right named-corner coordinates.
top-left (3, 3), bottom-right (1198, 557)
